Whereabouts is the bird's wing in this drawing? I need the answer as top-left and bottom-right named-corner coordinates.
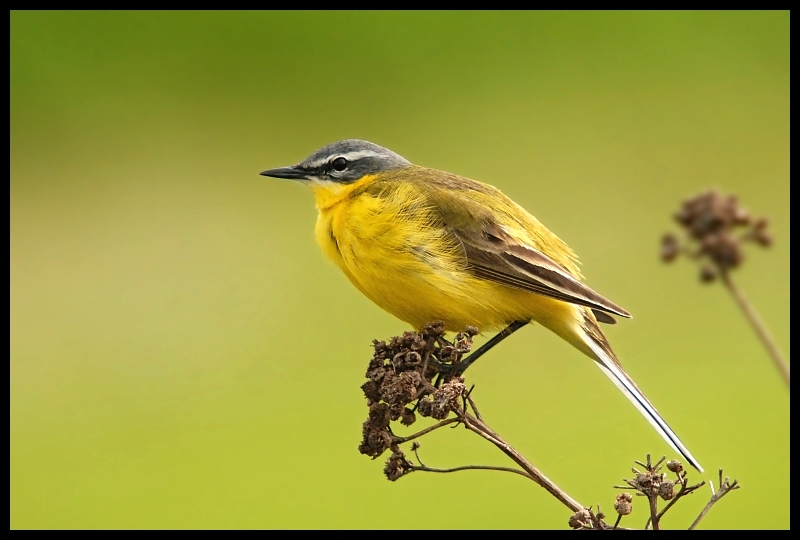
top-left (395, 166), bottom-right (631, 319)
top-left (452, 220), bottom-right (631, 319)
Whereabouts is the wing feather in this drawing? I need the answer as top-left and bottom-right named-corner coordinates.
top-left (455, 221), bottom-right (631, 318)
top-left (380, 166), bottom-right (632, 319)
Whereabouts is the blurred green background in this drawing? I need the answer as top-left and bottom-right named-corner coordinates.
top-left (11, 11), bottom-right (789, 529)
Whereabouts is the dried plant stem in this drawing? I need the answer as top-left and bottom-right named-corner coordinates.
top-left (644, 474), bottom-right (705, 530)
top-left (465, 393), bottom-right (482, 421)
top-left (720, 271), bottom-right (790, 386)
top-left (392, 418), bottom-right (459, 444)
top-left (456, 407), bottom-right (584, 513)
top-left (409, 463), bottom-right (533, 480)
top-left (688, 470), bottom-right (740, 530)
top-left (646, 493), bottom-right (661, 530)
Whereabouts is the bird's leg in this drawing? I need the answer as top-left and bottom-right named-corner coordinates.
top-left (452, 320), bottom-right (528, 377)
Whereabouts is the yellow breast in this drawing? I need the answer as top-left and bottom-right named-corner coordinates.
top-left (310, 173), bottom-right (578, 334)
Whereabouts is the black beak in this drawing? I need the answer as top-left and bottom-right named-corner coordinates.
top-left (259, 165), bottom-right (308, 180)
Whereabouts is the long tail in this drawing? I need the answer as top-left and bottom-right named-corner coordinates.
top-left (578, 314), bottom-right (704, 472)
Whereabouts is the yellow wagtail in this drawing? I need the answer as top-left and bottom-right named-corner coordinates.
top-left (261, 139), bottom-right (703, 472)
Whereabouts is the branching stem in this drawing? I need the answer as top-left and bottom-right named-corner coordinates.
top-left (391, 418), bottom-right (459, 444)
top-left (454, 406), bottom-right (583, 513)
top-left (409, 463), bottom-right (533, 480)
top-left (644, 472), bottom-right (706, 529)
top-left (720, 270), bottom-right (789, 386)
top-left (688, 470), bottom-right (740, 530)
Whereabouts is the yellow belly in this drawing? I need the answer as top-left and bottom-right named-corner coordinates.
top-left (312, 181), bottom-right (580, 336)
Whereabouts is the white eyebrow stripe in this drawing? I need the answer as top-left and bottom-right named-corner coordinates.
top-left (337, 150), bottom-right (385, 161)
top-left (305, 150), bottom-right (385, 169)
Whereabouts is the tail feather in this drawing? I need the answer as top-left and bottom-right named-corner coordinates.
top-left (580, 317), bottom-right (704, 472)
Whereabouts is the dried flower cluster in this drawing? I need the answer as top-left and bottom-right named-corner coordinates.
top-left (568, 508), bottom-right (594, 529)
top-left (383, 447), bottom-right (413, 482)
top-left (612, 454), bottom-right (708, 530)
top-left (566, 454), bottom-right (725, 530)
top-left (359, 326), bottom-right (741, 528)
top-left (614, 492), bottom-right (633, 516)
top-left (358, 321), bottom-right (478, 480)
top-left (661, 189), bottom-right (772, 283)
top-left (627, 466), bottom-right (676, 501)
top-left (661, 189), bottom-right (788, 386)
top-left (566, 494), bottom-right (629, 530)
top-left (567, 507), bottom-right (614, 530)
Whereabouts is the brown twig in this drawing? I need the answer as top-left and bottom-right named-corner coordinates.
top-left (409, 463), bottom-right (534, 480)
top-left (406, 435), bottom-right (534, 481)
top-left (391, 418), bottom-right (459, 444)
top-left (688, 469), bottom-right (740, 530)
top-left (647, 491), bottom-right (660, 530)
top-left (644, 466), bottom-right (705, 530)
top-left (638, 455), bottom-right (665, 530)
top-left (720, 270), bottom-right (790, 386)
top-left (465, 389), bottom-right (483, 421)
top-left (454, 405), bottom-right (583, 512)
top-left (614, 454), bottom-right (712, 530)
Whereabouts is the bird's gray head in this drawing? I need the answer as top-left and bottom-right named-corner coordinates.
top-left (260, 139), bottom-right (411, 184)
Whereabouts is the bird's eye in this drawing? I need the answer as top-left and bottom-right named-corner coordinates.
top-left (331, 157), bottom-right (348, 172)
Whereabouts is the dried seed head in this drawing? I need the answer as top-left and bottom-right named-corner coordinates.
top-left (666, 460), bottom-right (684, 474)
top-left (366, 364), bottom-right (386, 384)
top-left (614, 493), bottom-right (633, 516)
top-left (358, 423), bottom-right (392, 458)
top-left (358, 401), bottom-right (394, 458)
top-left (367, 402), bottom-right (391, 429)
top-left (634, 472), bottom-right (653, 494)
top-left (754, 230), bottom-right (773, 247)
top-left (663, 189), bottom-right (771, 275)
top-left (417, 397), bottom-right (433, 417)
top-left (659, 479), bottom-right (676, 501)
top-left (700, 265), bottom-right (717, 283)
top-left (421, 321), bottom-right (446, 338)
top-left (379, 370), bottom-right (421, 406)
top-left (709, 232), bottom-right (743, 269)
top-left (674, 206), bottom-right (693, 226)
top-left (430, 377), bottom-right (466, 419)
top-left (388, 404), bottom-right (404, 422)
top-left (627, 471), bottom-right (664, 498)
top-left (392, 350), bottom-right (422, 371)
top-left (438, 345), bottom-right (455, 362)
top-left (661, 233), bottom-right (680, 262)
top-left (400, 407), bottom-right (416, 426)
top-left (361, 380), bottom-right (381, 404)
top-left (383, 447), bottom-right (411, 481)
top-left (568, 509), bottom-right (592, 529)
top-left (733, 206), bottom-right (751, 225)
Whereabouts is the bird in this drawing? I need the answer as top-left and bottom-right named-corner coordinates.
top-left (261, 139), bottom-right (703, 472)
